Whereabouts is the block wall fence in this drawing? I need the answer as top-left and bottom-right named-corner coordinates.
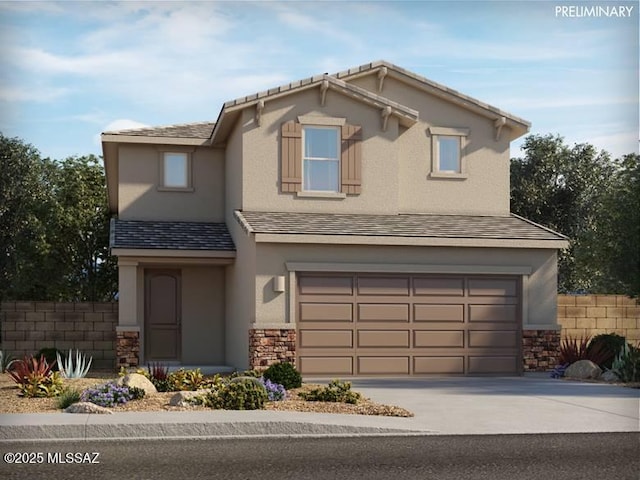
top-left (557, 294), bottom-right (640, 342)
top-left (0, 302), bottom-right (117, 369)
top-left (1, 296), bottom-right (638, 372)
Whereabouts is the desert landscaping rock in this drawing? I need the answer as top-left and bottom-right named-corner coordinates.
top-left (601, 370), bottom-right (620, 382)
top-left (169, 390), bottom-right (209, 407)
top-left (65, 402), bottom-right (113, 414)
top-left (116, 373), bottom-right (158, 395)
top-left (565, 360), bottom-right (602, 380)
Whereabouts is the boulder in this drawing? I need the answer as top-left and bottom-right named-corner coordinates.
top-left (65, 402), bottom-right (112, 414)
top-left (116, 373), bottom-right (158, 395)
top-left (565, 360), bottom-right (602, 380)
top-left (169, 390), bottom-right (209, 407)
top-left (601, 370), bottom-right (620, 382)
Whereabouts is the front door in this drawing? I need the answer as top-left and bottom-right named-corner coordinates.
top-left (145, 269), bottom-right (181, 361)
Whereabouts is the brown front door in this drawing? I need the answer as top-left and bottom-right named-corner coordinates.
top-left (145, 269), bottom-right (181, 361)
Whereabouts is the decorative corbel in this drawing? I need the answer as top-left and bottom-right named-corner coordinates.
top-left (494, 116), bottom-right (506, 141)
top-left (381, 106), bottom-right (392, 131)
top-left (320, 80), bottom-right (329, 107)
top-left (255, 100), bottom-right (265, 127)
top-left (377, 66), bottom-right (388, 92)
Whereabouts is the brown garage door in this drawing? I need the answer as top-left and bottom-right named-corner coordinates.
top-left (296, 273), bottom-right (522, 376)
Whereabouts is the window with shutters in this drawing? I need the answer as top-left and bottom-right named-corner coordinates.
top-left (303, 126), bottom-right (340, 192)
top-left (280, 120), bottom-right (362, 196)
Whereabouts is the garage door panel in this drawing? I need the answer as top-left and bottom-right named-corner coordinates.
top-left (358, 304), bottom-right (409, 322)
top-left (299, 330), bottom-right (353, 348)
top-left (469, 356), bottom-right (518, 374)
top-left (358, 330), bottom-right (409, 348)
top-left (414, 304), bottom-right (464, 322)
top-left (358, 277), bottom-right (410, 296)
top-left (358, 356), bottom-right (410, 374)
top-left (414, 356), bottom-right (464, 374)
top-left (468, 279), bottom-right (517, 297)
top-left (468, 330), bottom-right (517, 348)
top-left (469, 304), bottom-right (517, 322)
top-left (299, 356), bottom-right (353, 375)
top-left (299, 275), bottom-right (353, 295)
top-left (414, 330), bottom-right (464, 348)
top-left (413, 278), bottom-right (464, 296)
top-left (299, 303), bottom-right (352, 322)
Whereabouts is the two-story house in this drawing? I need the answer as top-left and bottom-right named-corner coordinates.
top-left (102, 61), bottom-right (568, 376)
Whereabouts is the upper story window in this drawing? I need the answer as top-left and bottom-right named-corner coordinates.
top-left (280, 117), bottom-right (362, 197)
top-left (303, 126), bottom-right (340, 192)
top-left (428, 127), bottom-right (470, 179)
top-left (160, 151), bottom-right (193, 190)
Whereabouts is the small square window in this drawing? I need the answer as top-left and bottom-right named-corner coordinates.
top-left (162, 152), bottom-right (189, 188)
top-left (302, 126), bottom-right (340, 192)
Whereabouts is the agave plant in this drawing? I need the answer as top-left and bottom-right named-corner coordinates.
top-left (0, 350), bottom-right (17, 373)
top-left (56, 349), bottom-right (93, 379)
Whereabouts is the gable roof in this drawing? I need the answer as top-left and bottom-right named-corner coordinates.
top-left (110, 219), bottom-right (235, 251)
top-left (234, 211), bottom-right (568, 249)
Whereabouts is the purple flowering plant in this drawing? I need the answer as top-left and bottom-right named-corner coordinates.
top-left (81, 382), bottom-right (135, 407)
top-left (259, 377), bottom-right (286, 401)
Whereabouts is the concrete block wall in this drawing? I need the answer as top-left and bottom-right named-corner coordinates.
top-left (0, 302), bottom-right (117, 369)
top-left (557, 295), bottom-right (640, 342)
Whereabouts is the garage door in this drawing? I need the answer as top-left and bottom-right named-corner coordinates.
top-left (296, 273), bottom-right (522, 376)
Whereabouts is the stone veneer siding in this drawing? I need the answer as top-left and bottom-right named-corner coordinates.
top-left (116, 330), bottom-right (140, 368)
top-left (249, 328), bottom-right (296, 370)
top-left (522, 330), bottom-right (561, 372)
top-left (0, 301), bottom-right (117, 369)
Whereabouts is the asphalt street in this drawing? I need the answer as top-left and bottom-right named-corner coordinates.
top-left (1, 433), bottom-right (638, 480)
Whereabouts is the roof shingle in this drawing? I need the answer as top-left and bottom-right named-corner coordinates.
top-left (104, 122), bottom-right (215, 139)
top-left (235, 211), bottom-right (567, 241)
top-left (110, 220), bottom-right (235, 251)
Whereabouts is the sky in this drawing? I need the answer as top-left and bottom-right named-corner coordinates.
top-left (0, 0), bottom-right (638, 161)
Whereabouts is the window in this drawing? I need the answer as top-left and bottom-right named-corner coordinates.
top-left (429, 127), bottom-right (469, 179)
top-left (161, 152), bottom-right (191, 189)
top-left (303, 126), bottom-right (340, 192)
top-left (280, 120), bottom-right (361, 195)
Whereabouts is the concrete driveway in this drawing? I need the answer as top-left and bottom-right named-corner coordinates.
top-left (344, 374), bottom-right (640, 434)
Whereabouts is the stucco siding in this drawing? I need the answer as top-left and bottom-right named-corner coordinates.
top-left (239, 89), bottom-right (400, 214)
top-left (349, 75), bottom-right (511, 216)
top-left (254, 243), bottom-right (558, 329)
top-left (181, 266), bottom-right (225, 364)
top-left (118, 144), bottom-right (225, 221)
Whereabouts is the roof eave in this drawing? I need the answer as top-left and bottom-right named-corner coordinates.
top-left (100, 134), bottom-right (211, 146)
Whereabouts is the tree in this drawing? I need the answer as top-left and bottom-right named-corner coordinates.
top-left (511, 134), bottom-right (638, 295)
top-left (0, 133), bottom-right (117, 301)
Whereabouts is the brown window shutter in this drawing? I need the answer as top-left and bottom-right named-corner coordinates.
top-left (341, 124), bottom-right (362, 195)
top-left (280, 121), bottom-right (302, 193)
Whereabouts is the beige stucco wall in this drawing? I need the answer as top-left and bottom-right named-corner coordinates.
top-left (181, 266), bottom-right (225, 364)
top-left (349, 75), bottom-right (512, 216)
top-left (118, 144), bottom-right (225, 221)
top-left (238, 88), bottom-right (401, 214)
top-left (252, 243), bottom-right (558, 329)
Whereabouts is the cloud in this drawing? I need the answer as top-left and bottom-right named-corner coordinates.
top-left (102, 119), bottom-right (150, 133)
top-left (0, 85), bottom-right (70, 102)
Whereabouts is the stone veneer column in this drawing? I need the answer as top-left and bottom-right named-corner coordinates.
top-left (249, 328), bottom-right (296, 370)
top-left (522, 330), bottom-right (561, 372)
top-left (116, 327), bottom-right (140, 368)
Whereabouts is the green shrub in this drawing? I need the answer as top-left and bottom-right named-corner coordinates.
top-left (587, 334), bottom-right (627, 369)
top-left (299, 380), bottom-right (361, 405)
top-left (204, 378), bottom-right (268, 410)
top-left (127, 386), bottom-right (146, 400)
top-left (230, 369), bottom-right (262, 379)
top-left (611, 343), bottom-right (640, 383)
top-left (167, 368), bottom-right (205, 391)
top-left (263, 362), bottom-right (302, 390)
top-left (56, 387), bottom-right (81, 409)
